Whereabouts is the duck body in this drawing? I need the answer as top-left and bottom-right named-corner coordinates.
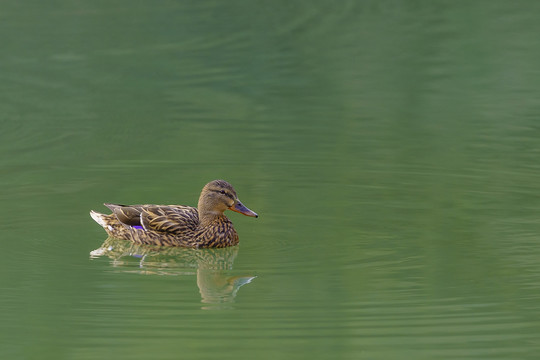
top-left (90, 180), bottom-right (258, 248)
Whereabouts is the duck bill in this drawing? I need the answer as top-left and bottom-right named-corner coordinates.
top-left (230, 200), bottom-right (258, 218)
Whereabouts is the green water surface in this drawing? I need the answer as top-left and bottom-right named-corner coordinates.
top-left (2, 1), bottom-right (540, 359)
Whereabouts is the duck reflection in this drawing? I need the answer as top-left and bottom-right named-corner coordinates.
top-left (90, 237), bottom-right (255, 306)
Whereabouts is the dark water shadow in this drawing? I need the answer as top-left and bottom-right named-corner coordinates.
top-left (90, 237), bottom-right (255, 308)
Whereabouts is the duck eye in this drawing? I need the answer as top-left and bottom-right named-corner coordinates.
top-left (220, 190), bottom-right (226, 195)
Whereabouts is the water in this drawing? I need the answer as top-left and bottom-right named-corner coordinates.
top-left (2, 1), bottom-right (540, 359)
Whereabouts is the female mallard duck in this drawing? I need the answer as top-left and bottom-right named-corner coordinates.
top-left (90, 180), bottom-right (258, 248)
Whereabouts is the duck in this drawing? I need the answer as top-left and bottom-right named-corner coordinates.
top-left (90, 179), bottom-right (258, 248)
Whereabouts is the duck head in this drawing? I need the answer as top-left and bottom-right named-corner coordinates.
top-left (198, 180), bottom-right (258, 221)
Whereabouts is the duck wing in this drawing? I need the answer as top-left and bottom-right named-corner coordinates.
top-left (105, 203), bottom-right (146, 226)
top-left (105, 204), bottom-right (200, 235)
top-left (139, 205), bottom-right (200, 234)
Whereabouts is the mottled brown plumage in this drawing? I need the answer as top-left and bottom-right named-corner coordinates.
top-left (90, 180), bottom-right (258, 248)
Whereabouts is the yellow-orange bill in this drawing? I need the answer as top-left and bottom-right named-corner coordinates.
top-left (230, 200), bottom-right (258, 218)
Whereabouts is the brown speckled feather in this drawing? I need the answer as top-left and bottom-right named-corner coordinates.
top-left (90, 180), bottom-right (257, 248)
top-left (140, 205), bottom-right (199, 233)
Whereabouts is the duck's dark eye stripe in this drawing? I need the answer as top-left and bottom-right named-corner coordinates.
top-left (212, 189), bottom-right (235, 200)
